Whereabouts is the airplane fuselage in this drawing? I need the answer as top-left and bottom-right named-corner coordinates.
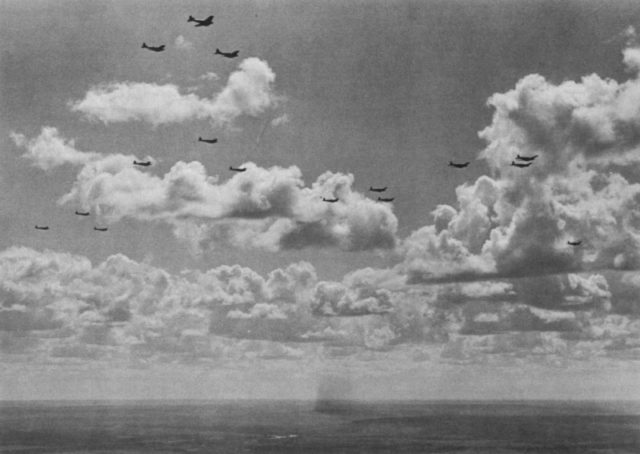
top-left (142, 43), bottom-right (165, 52)
top-left (377, 197), bottom-right (394, 202)
top-left (369, 187), bottom-right (387, 192)
top-left (216, 49), bottom-right (239, 58)
top-left (133, 161), bottom-right (151, 166)
top-left (516, 154), bottom-right (538, 161)
top-left (229, 167), bottom-right (247, 172)
top-left (322, 197), bottom-right (339, 203)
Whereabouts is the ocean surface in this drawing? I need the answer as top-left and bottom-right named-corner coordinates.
top-left (1, 400), bottom-right (640, 453)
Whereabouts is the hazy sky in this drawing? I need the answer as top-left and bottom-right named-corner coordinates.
top-left (2, 0), bottom-right (640, 401)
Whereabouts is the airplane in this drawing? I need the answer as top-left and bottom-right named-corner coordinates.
top-left (229, 166), bottom-right (247, 172)
top-left (133, 160), bottom-right (152, 167)
top-left (449, 161), bottom-right (470, 168)
top-left (34, 225), bottom-right (49, 230)
top-left (511, 160), bottom-right (532, 168)
top-left (322, 197), bottom-right (339, 203)
top-left (94, 227), bottom-right (108, 232)
top-left (75, 211), bottom-right (90, 216)
top-left (215, 48), bottom-right (239, 58)
top-left (369, 186), bottom-right (387, 192)
top-left (188, 15), bottom-right (214, 26)
top-left (141, 43), bottom-right (165, 52)
top-left (198, 137), bottom-right (218, 144)
top-left (516, 154), bottom-right (538, 162)
top-left (567, 240), bottom-right (582, 246)
top-left (377, 197), bottom-right (394, 202)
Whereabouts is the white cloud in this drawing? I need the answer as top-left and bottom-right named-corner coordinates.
top-left (1, 247), bottom-right (638, 366)
top-left (199, 72), bottom-right (220, 81)
top-left (10, 127), bottom-right (101, 170)
top-left (70, 58), bottom-right (279, 127)
top-left (174, 35), bottom-right (193, 51)
top-left (402, 49), bottom-right (640, 285)
top-left (60, 160), bottom-right (398, 252)
top-left (271, 113), bottom-right (289, 127)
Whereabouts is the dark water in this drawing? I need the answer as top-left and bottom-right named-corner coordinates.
top-left (2, 400), bottom-right (640, 453)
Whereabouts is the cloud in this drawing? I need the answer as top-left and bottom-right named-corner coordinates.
top-left (10, 127), bottom-right (101, 170)
top-left (174, 35), bottom-right (193, 51)
top-left (1, 246), bottom-right (639, 366)
top-left (59, 160), bottom-right (398, 252)
top-left (70, 58), bottom-right (279, 127)
top-left (199, 72), bottom-right (220, 81)
top-left (271, 113), bottom-right (289, 127)
top-left (402, 48), bottom-right (640, 285)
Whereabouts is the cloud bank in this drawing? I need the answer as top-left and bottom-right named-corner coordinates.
top-left (1, 246), bottom-right (638, 366)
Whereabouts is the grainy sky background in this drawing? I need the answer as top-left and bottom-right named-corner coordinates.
top-left (2, 0), bottom-right (640, 400)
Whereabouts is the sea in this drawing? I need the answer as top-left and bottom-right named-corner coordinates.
top-left (1, 400), bottom-right (639, 453)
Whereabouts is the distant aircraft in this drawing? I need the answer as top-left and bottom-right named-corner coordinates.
top-left (94, 227), bottom-right (108, 232)
top-left (322, 197), bottom-right (339, 203)
top-left (215, 48), bottom-right (239, 58)
top-left (75, 211), bottom-right (90, 216)
top-left (449, 161), bottom-right (470, 168)
top-left (229, 166), bottom-right (247, 172)
top-left (198, 137), bottom-right (218, 144)
top-left (511, 160), bottom-right (532, 168)
top-left (34, 225), bottom-right (49, 230)
top-left (516, 154), bottom-right (538, 162)
top-left (188, 15), bottom-right (214, 26)
top-left (141, 42), bottom-right (165, 52)
top-left (377, 197), bottom-right (394, 202)
top-left (369, 186), bottom-right (387, 192)
top-left (567, 240), bottom-right (582, 246)
top-left (133, 160), bottom-right (152, 167)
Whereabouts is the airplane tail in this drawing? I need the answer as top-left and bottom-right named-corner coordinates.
top-left (188, 15), bottom-right (195, 22)
top-left (215, 48), bottom-right (221, 54)
top-left (142, 42), bottom-right (147, 48)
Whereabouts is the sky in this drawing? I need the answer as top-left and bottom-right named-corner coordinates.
top-left (2, 0), bottom-right (640, 401)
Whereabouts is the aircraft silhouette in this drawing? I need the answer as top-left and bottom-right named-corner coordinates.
top-left (75, 211), bottom-right (90, 216)
top-left (188, 15), bottom-right (214, 26)
top-left (511, 160), bottom-right (532, 168)
top-left (215, 48), bottom-right (239, 58)
top-left (229, 166), bottom-right (247, 172)
top-left (567, 240), bottom-right (582, 246)
top-left (377, 197), bottom-right (394, 202)
top-left (34, 225), bottom-right (49, 230)
top-left (94, 227), bottom-right (108, 232)
top-left (322, 197), bottom-right (339, 203)
top-left (133, 160), bottom-right (152, 167)
top-left (516, 154), bottom-right (538, 161)
top-left (198, 137), bottom-right (218, 144)
top-left (141, 43), bottom-right (165, 52)
top-left (449, 161), bottom-right (470, 168)
top-left (369, 186), bottom-right (387, 192)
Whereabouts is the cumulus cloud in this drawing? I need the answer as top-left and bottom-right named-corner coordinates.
top-left (10, 127), bottom-right (102, 170)
top-left (1, 247), bottom-right (638, 365)
top-left (174, 35), bottom-right (193, 51)
top-left (59, 160), bottom-right (398, 252)
top-left (271, 113), bottom-right (289, 127)
top-left (403, 48), bottom-right (640, 285)
top-left (70, 58), bottom-right (279, 127)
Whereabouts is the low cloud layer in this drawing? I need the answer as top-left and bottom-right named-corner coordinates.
top-left (70, 58), bottom-right (278, 127)
top-left (1, 247), bottom-right (638, 365)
